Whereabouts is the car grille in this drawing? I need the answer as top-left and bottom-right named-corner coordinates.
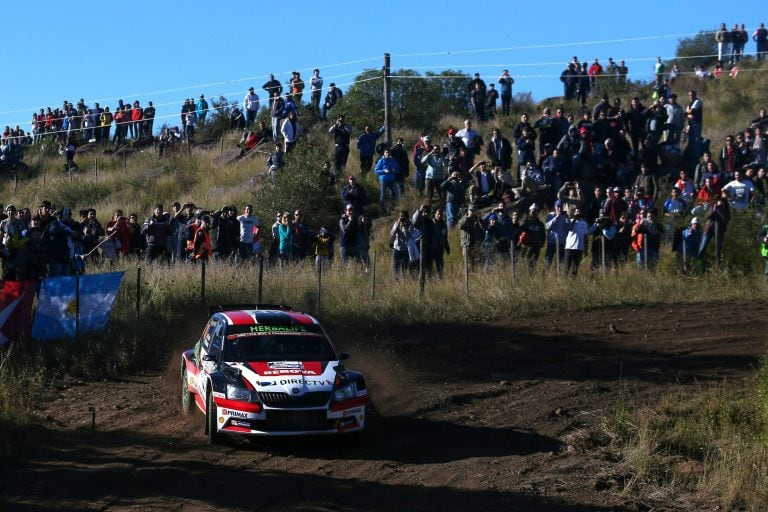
top-left (258, 391), bottom-right (331, 408)
top-left (263, 410), bottom-right (329, 431)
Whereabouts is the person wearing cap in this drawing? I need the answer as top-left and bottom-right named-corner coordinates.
top-left (631, 207), bottom-right (663, 269)
top-left (440, 170), bottom-right (468, 229)
top-left (46, 207), bottom-right (81, 276)
top-left (329, 115), bottom-right (352, 176)
top-left (244, 87), bottom-right (260, 129)
top-left (210, 206), bottom-right (236, 261)
top-left (314, 226), bottom-right (335, 271)
top-left (587, 211), bottom-right (617, 269)
top-left (341, 174), bottom-right (367, 212)
top-left (357, 125), bottom-right (385, 178)
top-left (459, 203), bottom-right (485, 269)
top-left (518, 203), bottom-right (546, 269)
top-left (603, 186), bottom-right (628, 223)
top-left (545, 200), bottom-right (569, 269)
top-left (498, 70), bottom-right (514, 117)
top-left (339, 204), bottom-right (359, 262)
top-left (321, 83), bottom-right (342, 121)
top-left (466, 73), bottom-right (487, 102)
top-left (674, 216), bottom-right (702, 268)
top-left (262, 74), bottom-right (283, 109)
top-left (564, 208), bottom-right (589, 275)
top-left (280, 110), bottom-right (302, 153)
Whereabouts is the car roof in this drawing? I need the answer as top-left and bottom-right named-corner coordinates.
top-left (215, 309), bottom-right (319, 327)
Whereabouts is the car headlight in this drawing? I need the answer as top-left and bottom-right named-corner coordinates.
top-left (333, 382), bottom-right (357, 402)
top-left (226, 384), bottom-right (257, 402)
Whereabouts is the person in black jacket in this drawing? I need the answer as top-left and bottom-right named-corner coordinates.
top-left (141, 204), bottom-right (171, 263)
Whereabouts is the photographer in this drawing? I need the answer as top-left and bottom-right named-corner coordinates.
top-left (390, 210), bottom-right (412, 278)
top-left (588, 212), bottom-right (617, 269)
top-left (329, 115), bottom-right (352, 176)
top-left (557, 179), bottom-right (586, 217)
top-left (440, 171), bottom-right (468, 229)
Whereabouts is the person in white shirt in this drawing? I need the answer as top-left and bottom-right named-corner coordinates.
top-left (564, 208), bottom-right (589, 276)
top-left (723, 171), bottom-right (755, 209)
top-left (236, 204), bottom-right (260, 261)
top-left (243, 87), bottom-right (260, 128)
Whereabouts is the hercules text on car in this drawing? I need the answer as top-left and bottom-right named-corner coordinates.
top-left (181, 305), bottom-right (368, 444)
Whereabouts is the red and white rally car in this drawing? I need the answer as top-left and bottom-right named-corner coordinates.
top-left (181, 304), bottom-right (368, 444)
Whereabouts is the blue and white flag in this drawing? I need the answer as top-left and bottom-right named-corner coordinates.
top-left (32, 272), bottom-right (124, 340)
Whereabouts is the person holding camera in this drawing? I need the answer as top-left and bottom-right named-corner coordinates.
top-left (440, 171), bottom-right (468, 229)
top-left (329, 115), bottom-right (352, 177)
top-left (564, 208), bottom-right (589, 276)
top-left (459, 204), bottom-right (485, 269)
top-left (390, 210), bottom-right (412, 278)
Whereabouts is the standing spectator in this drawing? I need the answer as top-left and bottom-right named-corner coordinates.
top-left (391, 138), bottom-right (410, 194)
top-left (632, 208), bottom-right (663, 269)
top-left (674, 217), bottom-right (702, 268)
top-left (329, 115), bottom-right (352, 177)
top-left (339, 204), bottom-right (359, 262)
top-left (470, 83), bottom-right (486, 122)
top-left (270, 91), bottom-right (286, 142)
top-left (375, 148), bottom-right (400, 212)
top-left (686, 90), bottom-right (704, 163)
top-left (314, 227), bottom-right (334, 271)
top-left (100, 107), bottom-right (113, 144)
top-left (716, 23), bottom-right (731, 64)
top-left (577, 63), bottom-right (591, 108)
top-left (519, 204), bottom-right (546, 269)
top-left (422, 143), bottom-right (447, 202)
top-left (485, 84), bottom-right (499, 120)
top-left (288, 71), bottom-right (305, 103)
top-left (141, 204), bottom-right (170, 263)
top-left (230, 107), bottom-right (245, 131)
top-left (321, 83), bottom-right (342, 120)
top-left (277, 212), bottom-right (294, 270)
top-left (196, 95), bottom-right (209, 125)
top-left (357, 124), bottom-right (384, 178)
top-left (105, 209), bottom-right (132, 258)
top-left (184, 110), bottom-right (197, 144)
top-left (211, 206), bottom-right (237, 261)
top-left (412, 135), bottom-right (430, 196)
top-left (244, 87), bottom-right (260, 129)
top-left (310, 68), bottom-right (323, 115)
top-left (759, 222), bottom-right (768, 278)
top-left (441, 171), bottom-right (468, 229)
top-left (723, 170), bottom-right (755, 209)
top-left (754, 23), bottom-right (768, 61)
top-left (654, 57), bottom-right (666, 85)
top-left (390, 210), bottom-right (412, 278)
top-left (732, 23), bottom-right (746, 64)
top-left (664, 93), bottom-right (685, 147)
top-left (341, 175), bottom-right (367, 212)
top-left (280, 111), bottom-right (301, 153)
top-left (266, 143), bottom-right (284, 179)
top-left (46, 208), bottom-right (81, 277)
top-left (459, 204), bottom-right (485, 269)
top-left (564, 208), bottom-right (589, 276)
top-left (236, 204), bottom-right (259, 262)
top-left (588, 58), bottom-right (603, 88)
top-left (143, 101), bottom-right (155, 137)
top-left (486, 128), bottom-right (513, 173)
top-left (262, 74), bottom-right (283, 108)
top-left (357, 212), bottom-right (372, 272)
top-left (560, 63), bottom-right (578, 101)
top-left (498, 70), bottom-right (514, 116)
top-left (697, 193), bottom-right (731, 265)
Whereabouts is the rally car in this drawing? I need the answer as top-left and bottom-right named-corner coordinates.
top-left (181, 304), bottom-right (368, 444)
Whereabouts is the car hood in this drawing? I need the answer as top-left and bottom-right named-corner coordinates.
top-left (228, 361), bottom-right (337, 393)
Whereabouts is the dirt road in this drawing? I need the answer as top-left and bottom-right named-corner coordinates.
top-left (2, 301), bottom-right (765, 511)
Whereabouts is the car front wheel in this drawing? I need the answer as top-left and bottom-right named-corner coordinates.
top-left (206, 390), bottom-right (222, 445)
top-left (181, 367), bottom-right (193, 415)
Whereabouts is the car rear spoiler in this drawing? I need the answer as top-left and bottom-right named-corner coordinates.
top-left (208, 304), bottom-right (295, 315)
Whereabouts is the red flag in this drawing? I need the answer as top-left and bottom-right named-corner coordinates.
top-left (0, 280), bottom-right (36, 346)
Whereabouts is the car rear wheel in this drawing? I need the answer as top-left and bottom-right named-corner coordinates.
top-left (181, 367), bottom-right (193, 415)
top-left (206, 390), bottom-right (222, 445)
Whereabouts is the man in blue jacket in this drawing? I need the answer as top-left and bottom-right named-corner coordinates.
top-left (375, 148), bottom-right (400, 212)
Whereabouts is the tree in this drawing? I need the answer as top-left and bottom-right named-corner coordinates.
top-left (335, 68), bottom-right (470, 134)
top-left (676, 30), bottom-right (718, 71)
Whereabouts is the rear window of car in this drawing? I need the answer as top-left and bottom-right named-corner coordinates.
top-left (223, 326), bottom-right (335, 362)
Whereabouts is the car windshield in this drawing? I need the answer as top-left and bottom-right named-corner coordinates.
top-left (222, 329), bottom-right (336, 362)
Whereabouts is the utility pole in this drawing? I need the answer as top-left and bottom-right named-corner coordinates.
top-left (383, 53), bottom-right (392, 148)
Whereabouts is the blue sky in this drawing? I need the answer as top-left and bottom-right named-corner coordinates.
top-left (1, 1), bottom-right (763, 133)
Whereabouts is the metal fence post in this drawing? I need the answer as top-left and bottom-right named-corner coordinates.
top-left (136, 266), bottom-right (141, 321)
top-left (370, 250), bottom-right (376, 300)
top-left (463, 246), bottom-right (469, 300)
top-left (200, 259), bottom-right (206, 305)
top-left (316, 259), bottom-right (322, 312)
top-left (554, 233), bottom-right (560, 276)
top-left (418, 238), bottom-right (425, 298)
top-left (601, 235), bottom-right (606, 275)
top-left (258, 255), bottom-right (264, 303)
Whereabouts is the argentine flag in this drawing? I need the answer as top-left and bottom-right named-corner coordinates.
top-left (32, 272), bottom-right (124, 340)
